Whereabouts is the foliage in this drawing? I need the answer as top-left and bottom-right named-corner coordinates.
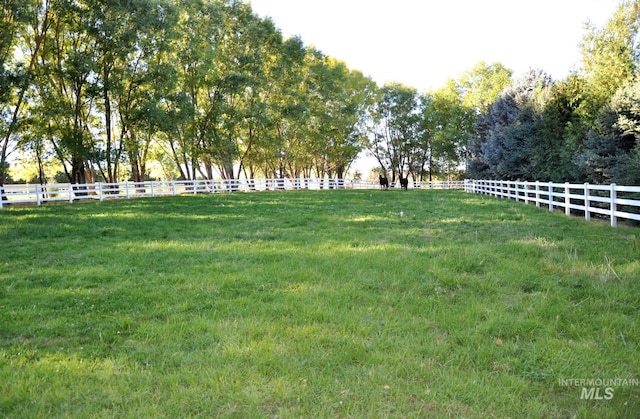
top-left (420, 80), bottom-right (474, 181)
top-left (3, 0), bottom-right (375, 184)
top-left (467, 1), bottom-right (640, 183)
top-left (440, 62), bottom-right (512, 181)
top-left (3, 1), bottom-right (640, 185)
top-left (1, 0), bottom-right (51, 186)
top-left (467, 69), bottom-right (552, 180)
top-left (576, 77), bottom-right (640, 184)
top-left (458, 61), bottom-right (513, 114)
top-left (580, 0), bottom-right (639, 126)
top-left (367, 83), bottom-right (421, 182)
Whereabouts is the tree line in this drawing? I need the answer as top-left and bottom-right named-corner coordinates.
top-left (1, 0), bottom-right (379, 187)
top-left (467, 1), bottom-right (640, 184)
top-left (1, 0), bottom-right (639, 190)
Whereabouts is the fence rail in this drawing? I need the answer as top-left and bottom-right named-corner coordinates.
top-left (465, 179), bottom-right (640, 227)
top-left (0, 178), bottom-right (465, 209)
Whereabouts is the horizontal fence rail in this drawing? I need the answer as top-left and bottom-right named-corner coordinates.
top-left (0, 178), bottom-right (465, 209)
top-left (465, 179), bottom-right (640, 227)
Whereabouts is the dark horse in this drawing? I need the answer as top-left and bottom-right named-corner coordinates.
top-left (399, 175), bottom-right (408, 190)
top-left (379, 174), bottom-right (389, 189)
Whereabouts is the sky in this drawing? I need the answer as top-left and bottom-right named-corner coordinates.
top-left (247, 0), bottom-right (623, 92)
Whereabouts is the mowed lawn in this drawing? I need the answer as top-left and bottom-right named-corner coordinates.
top-left (1, 189), bottom-right (639, 417)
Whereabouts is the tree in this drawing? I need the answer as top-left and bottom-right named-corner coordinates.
top-left (454, 62), bottom-right (513, 178)
top-left (217, 5), bottom-right (285, 180)
top-left (165, 0), bottom-right (225, 181)
top-left (249, 36), bottom-right (308, 180)
top-left (118, 0), bottom-right (181, 183)
top-left (80, 0), bottom-right (179, 184)
top-left (579, 0), bottom-right (640, 128)
top-left (530, 74), bottom-right (588, 181)
top-left (422, 80), bottom-right (475, 181)
top-left (576, 77), bottom-right (640, 184)
top-left (368, 83), bottom-right (420, 183)
top-left (467, 69), bottom-right (551, 180)
top-left (1, 0), bottom-right (52, 193)
top-left (459, 61), bottom-right (513, 114)
top-left (30, 0), bottom-right (101, 186)
top-left (306, 58), bottom-right (373, 180)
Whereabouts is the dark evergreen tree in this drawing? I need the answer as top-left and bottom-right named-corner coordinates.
top-left (467, 69), bottom-right (551, 180)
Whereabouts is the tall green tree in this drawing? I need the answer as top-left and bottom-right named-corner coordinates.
top-left (423, 80), bottom-right (474, 180)
top-left (531, 74), bottom-right (587, 181)
top-left (215, 3), bottom-right (284, 180)
top-left (576, 77), bottom-right (640, 184)
top-left (165, 0), bottom-right (224, 181)
top-left (31, 0), bottom-right (101, 185)
top-left (306, 57), bottom-right (373, 180)
top-left (1, 0), bottom-right (52, 192)
top-left (252, 36), bottom-right (308, 180)
top-left (459, 61), bottom-right (513, 114)
top-left (118, 0), bottom-right (181, 183)
top-left (579, 0), bottom-right (640, 127)
top-left (72, 0), bottom-right (179, 184)
top-left (467, 69), bottom-right (551, 180)
top-left (368, 83), bottom-right (420, 183)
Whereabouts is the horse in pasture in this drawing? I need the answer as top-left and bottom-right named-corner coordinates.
top-left (379, 175), bottom-right (389, 189)
top-left (399, 175), bottom-right (408, 190)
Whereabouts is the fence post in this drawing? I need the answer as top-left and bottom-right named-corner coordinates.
top-left (584, 183), bottom-right (591, 221)
top-left (564, 182), bottom-right (571, 216)
top-left (610, 183), bottom-right (617, 227)
top-left (548, 182), bottom-right (554, 212)
top-left (69, 184), bottom-right (73, 203)
top-left (99, 182), bottom-right (104, 201)
top-left (125, 181), bottom-right (130, 199)
top-left (535, 181), bottom-right (540, 208)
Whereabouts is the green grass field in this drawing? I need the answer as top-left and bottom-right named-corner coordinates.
top-left (1, 189), bottom-right (639, 417)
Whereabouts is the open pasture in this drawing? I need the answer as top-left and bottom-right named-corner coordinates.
top-left (1, 189), bottom-right (639, 417)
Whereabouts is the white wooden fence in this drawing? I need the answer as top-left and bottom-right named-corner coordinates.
top-left (465, 179), bottom-right (640, 227)
top-left (7, 178), bottom-right (637, 228)
top-left (0, 178), bottom-right (465, 209)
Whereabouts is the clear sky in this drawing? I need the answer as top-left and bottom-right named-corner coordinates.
top-left (247, 0), bottom-right (623, 92)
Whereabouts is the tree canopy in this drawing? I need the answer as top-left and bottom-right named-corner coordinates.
top-left (3, 0), bottom-right (640, 186)
top-left (467, 0), bottom-right (640, 184)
